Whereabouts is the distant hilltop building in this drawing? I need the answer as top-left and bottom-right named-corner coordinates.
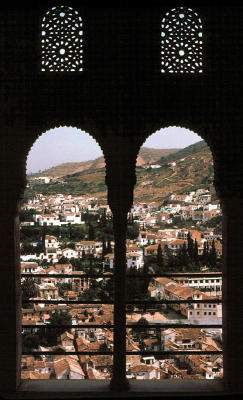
top-left (29, 176), bottom-right (52, 184)
top-left (146, 164), bottom-right (161, 169)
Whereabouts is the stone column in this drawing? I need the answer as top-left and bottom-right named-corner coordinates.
top-left (105, 139), bottom-right (137, 391)
top-left (222, 197), bottom-right (243, 393)
top-left (0, 189), bottom-right (24, 393)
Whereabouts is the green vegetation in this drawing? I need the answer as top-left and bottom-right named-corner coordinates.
top-left (143, 235), bottom-right (221, 275)
top-left (202, 215), bottom-right (222, 234)
top-left (25, 140), bottom-right (214, 201)
top-left (134, 140), bottom-right (214, 202)
top-left (21, 278), bottom-right (39, 307)
top-left (20, 208), bottom-right (39, 222)
top-left (22, 311), bottom-right (73, 350)
top-left (25, 141), bottom-right (213, 203)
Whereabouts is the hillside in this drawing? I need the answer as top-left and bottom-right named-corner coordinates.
top-left (29, 157), bottom-right (106, 178)
top-left (136, 147), bottom-right (179, 166)
top-left (29, 147), bottom-right (179, 178)
top-left (134, 140), bottom-right (214, 201)
top-left (26, 141), bottom-right (215, 202)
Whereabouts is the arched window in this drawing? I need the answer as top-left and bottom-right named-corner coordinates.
top-left (161, 7), bottom-right (203, 74)
top-left (41, 5), bottom-right (83, 72)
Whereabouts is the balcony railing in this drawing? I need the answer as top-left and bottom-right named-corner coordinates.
top-left (21, 271), bottom-right (223, 381)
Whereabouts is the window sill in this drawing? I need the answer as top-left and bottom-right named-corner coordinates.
top-left (12, 379), bottom-right (226, 398)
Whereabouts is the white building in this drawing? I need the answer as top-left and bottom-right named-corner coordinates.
top-left (75, 241), bottom-right (98, 257)
top-left (34, 213), bottom-right (61, 226)
top-left (126, 252), bottom-right (144, 270)
top-left (62, 248), bottom-right (78, 259)
top-left (45, 235), bottom-right (60, 249)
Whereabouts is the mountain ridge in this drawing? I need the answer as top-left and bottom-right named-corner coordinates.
top-left (28, 147), bottom-right (180, 178)
top-left (26, 141), bottom-right (215, 202)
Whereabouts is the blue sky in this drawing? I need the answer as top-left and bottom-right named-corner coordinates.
top-left (26, 126), bottom-right (202, 174)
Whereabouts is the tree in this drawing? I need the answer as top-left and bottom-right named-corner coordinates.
top-left (58, 256), bottom-right (69, 264)
top-left (106, 240), bottom-right (112, 254)
top-left (126, 267), bottom-right (150, 301)
top-left (126, 222), bottom-right (139, 240)
top-left (67, 242), bottom-right (76, 250)
top-left (68, 223), bottom-right (72, 239)
top-left (48, 310), bottom-right (72, 327)
top-left (41, 223), bottom-right (47, 253)
top-left (157, 243), bottom-right (163, 268)
top-left (46, 310), bottom-right (72, 346)
top-left (99, 342), bottom-right (108, 351)
top-left (88, 223), bottom-right (95, 240)
top-left (206, 241), bottom-right (210, 261)
top-left (126, 304), bottom-right (135, 313)
top-left (56, 282), bottom-right (72, 296)
top-left (193, 239), bottom-right (199, 265)
top-left (80, 287), bottom-right (98, 301)
top-left (22, 333), bottom-right (40, 351)
top-left (21, 241), bottom-right (37, 255)
top-left (187, 232), bottom-right (194, 260)
top-left (19, 208), bottom-right (38, 222)
top-left (209, 240), bottom-right (217, 269)
top-left (133, 317), bottom-right (149, 341)
top-left (88, 254), bottom-right (94, 267)
top-left (102, 240), bottom-right (107, 259)
top-left (163, 244), bottom-right (176, 271)
top-left (70, 257), bottom-right (83, 271)
top-left (21, 278), bottom-right (39, 306)
top-left (99, 211), bottom-right (107, 228)
top-left (178, 243), bottom-right (189, 271)
top-left (202, 241), bottom-right (208, 264)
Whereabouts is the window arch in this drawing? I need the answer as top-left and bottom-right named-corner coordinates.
top-left (41, 5), bottom-right (83, 72)
top-left (161, 7), bottom-right (203, 74)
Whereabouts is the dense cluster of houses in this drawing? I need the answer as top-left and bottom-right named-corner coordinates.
top-left (149, 276), bottom-right (222, 323)
top-left (21, 258), bottom-right (222, 380)
top-left (23, 193), bottom-right (111, 227)
top-left (21, 305), bottom-right (223, 380)
top-left (130, 188), bottom-right (221, 226)
top-left (20, 188), bottom-right (223, 380)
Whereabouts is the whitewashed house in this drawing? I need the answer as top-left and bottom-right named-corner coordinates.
top-left (62, 248), bottom-right (78, 259)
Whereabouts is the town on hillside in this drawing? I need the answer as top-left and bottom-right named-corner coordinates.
top-left (20, 188), bottom-right (223, 381)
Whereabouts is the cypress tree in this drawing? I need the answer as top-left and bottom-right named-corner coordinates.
top-left (68, 222), bottom-right (72, 239)
top-left (182, 242), bottom-right (189, 270)
top-left (193, 239), bottom-right (199, 265)
top-left (206, 241), bottom-right (210, 264)
top-left (41, 223), bottom-right (47, 254)
top-left (157, 243), bottom-right (163, 268)
top-left (100, 211), bottom-right (107, 227)
top-left (177, 246), bottom-right (184, 269)
top-left (102, 240), bottom-right (107, 259)
top-left (187, 232), bottom-right (194, 259)
top-left (106, 240), bottom-right (112, 254)
top-left (88, 224), bottom-right (95, 240)
top-left (202, 241), bottom-right (207, 264)
top-left (210, 240), bottom-right (217, 269)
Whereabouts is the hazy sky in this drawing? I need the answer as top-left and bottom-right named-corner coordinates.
top-left (26, 126), bottom-right (202, 174)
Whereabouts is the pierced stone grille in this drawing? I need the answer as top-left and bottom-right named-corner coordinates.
top-left (161, 7), bottom-right (203, 74)
top-left (41, 5), bottom-right (83, 72)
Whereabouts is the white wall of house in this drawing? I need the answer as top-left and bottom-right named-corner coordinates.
top-left (62, 248), bottom-right (78, 259)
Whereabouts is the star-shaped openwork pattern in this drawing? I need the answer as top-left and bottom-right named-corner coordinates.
top-left (161, 7), bottom-right (203, 74)
top-left (41, 5), bottom-right (83, 72)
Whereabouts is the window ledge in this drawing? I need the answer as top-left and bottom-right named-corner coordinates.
top-left (11, 379), bottom-right (226, 398)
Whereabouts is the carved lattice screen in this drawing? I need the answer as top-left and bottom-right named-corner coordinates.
top-left (161, 7), bottom-right (203, 74)
top-left (41, 5), bottom-right (83, 72)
